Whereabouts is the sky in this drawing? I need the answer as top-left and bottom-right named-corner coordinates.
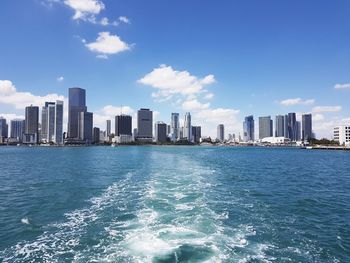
top-left (0, 0), bottom-right (350, 139)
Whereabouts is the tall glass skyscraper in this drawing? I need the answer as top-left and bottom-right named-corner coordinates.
top-left (217, 124), bottom-right (225, 141)
top-left (170, 113), bottom-right (180, 142)
top-left (275, 115), bottom-right (285, 137)
top-left (259, 116), bottom-right (273, 139)
top-left (243, 115), bottom-right (254, 142)
top-left (184, 112), bottom-right (192, 142)
top-left (55, 100), bottom-right (64, 144)
top-left (115, 115), bottom-right (132, 136)
top-left (302, 114), bottom-right (313, 141)
top-left (10, 119), bottom-right (25, 141)
top-left (68, 87), bottom-right (87, 139)
top-left (0, 117), bottom-right (8, 140)
top-left (106, 120), bottom-right (111, 137)
top-left (25, 105), bottom-right (39, 143)
top-left (137, 108), bottom-right (153, 141)
top-left (287, 113), bottom-right (297, 141)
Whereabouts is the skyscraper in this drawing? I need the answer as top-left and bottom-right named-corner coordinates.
top-left (287, 113), bottom-right (297, 141)
top-left (243, 115), bottom-right (254, 142)
top-left (47, 103), bottom-right (56, 142)
top-left (259, 116), bottom-right (273, 139)
top-left (217, 124), bottom-right (224, 141)
top-left (115, 115), bottom-right (132, 136)
top-left (78, 111), bottom-right (93, 143)
top-left (192, 126), bottom-right (201, 143)
top-left (68, 87), bottom-right (87, 139)
top-left (154, 121), bottom-right (167, 143)
top-left (184, 112), bottom-right (192, 142)
top-left (137, 108), bottom-right (153, 141)
top-left (54, 100), bottom-right (64, 144)
top-left (275, 115), bottom-right (285, 137)
top-left (93, 127), bottom-right (100, 144)
top-left (25, 105), bottom-right (39, 143)
top-left (296, 121), bottom-right (301, 141)
top-left (302, 114), bottom-right (313, 141)
top-left (106, 120), bottom-right (111, 137)
top-left (10, 119), bottom-right (25, 141)
top-left (0, 117), bottom-right (8, 139)
top-left (171, 113), bottom-right (180, 142)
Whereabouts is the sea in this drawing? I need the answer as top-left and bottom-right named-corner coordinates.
top-left (0, 146), bottom-right (349, 262)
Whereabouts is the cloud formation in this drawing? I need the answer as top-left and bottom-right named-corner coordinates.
top-left (334, 83), bottom-right (350, 90)
top-left (64, 0), bottom-right (104, 20)
top-left (280, 98), bottom-right (315, 106)
top-left (85, 32), bottom-right (131, 58)
top-left (312, 106), bottom-right (342, 113)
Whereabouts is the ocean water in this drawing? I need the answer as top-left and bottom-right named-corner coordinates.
top-left (0, 146), bottom-right (349, 262)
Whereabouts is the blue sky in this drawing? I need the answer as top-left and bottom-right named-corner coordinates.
top-left (0, 0), bottom-right (350, 138)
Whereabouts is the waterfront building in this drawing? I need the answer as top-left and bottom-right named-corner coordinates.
top-left (217, 124), bottom-right (225, 142)
top-left (115, 115), bottom-right (132, 136)
top-left (184, 112), bottom-right (192, 142)
top-left (78, 111), bottom-right (93, 143)
top-left (106, 120), bottom-right (111, 137)
top-left (93, 127), bottom-right (100, 144)
top-left (68, 87), bottom-right (87, 139)
top-left (192, 126), bottom-right (201, 143)
top-left (25, 105), bottom-right (39, 143)
top-left (287, 113), bottom-right (297, 141)
top-left (171, 113), bottom-right (180, 142)
top-left (155, 121), bottom-right (167, 143)
top-left (0, 117), bottom-right (8, 140)
top-left (275, 115), bottom-right (285, 137)
top-left (302, 114), bottom-right (313, 141)
top-left (243, 115), bottom-right (254, 142)
top-left (334, 126), bottom-right (350, 146)
top-left (41, 104), bottom-right (49, 142)
top-left (54, 100), bottom-right (64, 144)
top-left (10, 119), bottom-right (25, 141)
top-left (137, 108), bottom-right (153, 142)
top-left (259, 116), bottom-right (273, 139)
top-left (296, 121), bottom-right (301, 141)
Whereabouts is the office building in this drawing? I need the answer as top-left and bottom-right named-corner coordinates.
top-left (171, 113), bottom-right (180, 142)
top-left (115, 115), bottom-right (132, 136)
top-left (259, 116), bottom-right (273, 139)
top-left (302, 114), bottom-right (313, 141)
top-left (106, 120), bottom-right (111, 137)
top-left (10, 119), bottom-right (25, 141)
top-left (0, 117), bottom-right (8, 140)
top-left (155, 121), bottom-right (167, 143)
top-left (54, 100), bottom-right (64, 144)
top-left (78, 111), bottom-right (93, 143)
top-left (25, 105), bottom-right (39, 143)
top-left (184, 112), bottom-right (192, 142)
top-left (93, 127), bottom-right (100, 144)
top-left (296, 121), bottom-right (301, 141)
top-left (287, 113), bottom-right (297, 141)
top-left (243, 115), bottom-right (254, 142)
top-left (275, 115), bottom-right (285, 137)
top-left (68, 87), bottom-right (87, 139)
top-left (334, 126), bottom-right (350, 146)
top-left (217, 124), bottom-right (225, 142)
top-left (192, 126), bottom-right (201, 143)
top-left (137, 108), bottom-right (153, 141)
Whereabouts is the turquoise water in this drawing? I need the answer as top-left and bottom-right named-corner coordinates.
top-left (0, 146), bottom-right (349, 262)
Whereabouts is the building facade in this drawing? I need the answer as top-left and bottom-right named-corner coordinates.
top-left (0, 117), bottom-right (8, 140)
top-left (259, 116), bottom-right (273, 139)
top-left (192, 126), bottom-right (201, 143)
top-left (137, 108), bottom-right (153, 141)
top-left (54, 100), bottom-right (64, 144)
top-left (287, 113), bottom-right (297, 141)
top-left (243, 115), bottom-right (254, 142)
top-left (275, 115), bottom-right (285, 137)
top-left (78, 111), bottom-right (93, 143)
top-left (68, 87), bottom-right (87, 139)
top-left (106, 120), bottom-right (111, 137)
top-left (217, 124), bottom-right (225, 141)
top-left (334, 126), bottom-right (350, 146)
top-left (10, 119), bottom-right (25, 141)
top-left (25, 105), bottom-right (39, 143)
top-left (302, 114), bottom-right (313, 141)
top-left (155, 121), bottom-right (167, 143)
top-left (171, 113), bottom-right (180, 142)
top-left (184, 112), bottom-right (192, 142)
top-left (115, 115), bottom-right (132, 136)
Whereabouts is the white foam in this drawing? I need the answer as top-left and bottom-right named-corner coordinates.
top-left (21, 217), bottom-right (30, 225)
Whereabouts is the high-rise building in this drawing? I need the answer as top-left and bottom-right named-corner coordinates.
top-left (0, 117), bottom-right (8, 140)
top-left (106, 120), bottom-right (111, 137)
top-left (25, 105), bottom-right (39, 143)
top-left (217, 124), bottom-right (225, 141)
top-left (259, 116), bottom-right (273, 139)
top-left (296, 121), bottom-right (301, 141)
top-left (10, 119), bottom-right (25, 141)
top-left (275, 115), bottom-right (285, 137)
top-left (93, 127), bottom-right (100, 144)
top-left (171, 113), bottom-right (180, 142)
top-left (115, 115), bottom-right (132, 136)
top-left (334, 126), bottom-right (350, 146)
top-left (78, 111), bottom-right (93, 143)
top-left (302, 114), bottom-right (313, 141)
top-left (192, 126), bottom-right (201, 143)
top-left (41, 104), bottom-right (49, 141)
top-left (287, 113), bottom-right (297, 141)
top-left (184, 112), bottom-right (192, 141)
top-left (243, 115), bottom-right (254, 142)
top-left (68, 87), bottom-right (87, 139)
top-left (137, 108), bottom-right (153, 141)
top-left (54, 100), bottom-right (64, 144)
top-left (167, 125), bottom-right (171, 136)
top-left (155, 121), bottom-right (167, 143)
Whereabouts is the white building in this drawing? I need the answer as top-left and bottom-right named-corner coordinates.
top-left (184, 112), bottom-right (192, 142)
top-left (334, 126), bottom-right (350, 146)
top-left (261, 137), bottom-right (291, 144)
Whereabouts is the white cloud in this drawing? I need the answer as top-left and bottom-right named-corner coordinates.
top-left (0, 80), bottom-right (66, 110)
top-left (93, 105), bottom-right (135, 131)
top-left (280, 98), bottom-right (315, 106)
top-left (119, 16), bottom-right (130, 24)
top-left (203, 93), bottom-right (214, 100)
top-left (138, 65), bottom-right (215, 99)
top-left (312, 106), bottom-right (342, 113)
top-left (334, 83), bottom-right (350, 90)
top-left (57, 76), bottom-right (64, 82)
top-left (182, 99), bottom-right (210, 111)
top-left (85, 32), bottom-right (131, 58)
top-left (313, 113), bottom-right (325, 121)
top-left (64, 0), bottom-right (105, 20)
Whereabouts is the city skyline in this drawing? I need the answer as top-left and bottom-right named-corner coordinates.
top-left (0, 0), bottom-right (350, 138)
